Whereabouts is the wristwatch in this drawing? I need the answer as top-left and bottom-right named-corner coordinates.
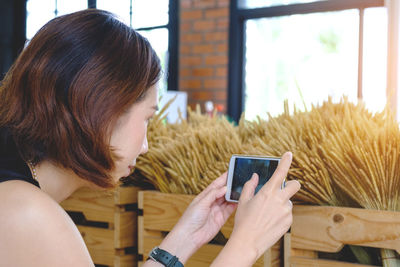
top-left (149, 247), bottom-right (184, 267)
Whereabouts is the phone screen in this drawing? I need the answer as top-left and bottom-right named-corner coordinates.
top-left (230, 157), bottom-right (279, 201)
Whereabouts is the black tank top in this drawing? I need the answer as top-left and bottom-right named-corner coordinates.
top-left (0, 128), bottom-right (40, 188)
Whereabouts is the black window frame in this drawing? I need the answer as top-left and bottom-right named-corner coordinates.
top-left (228, 0), bottom-right (384, 122)
top-left (25, 0), bottom-right (179, 91)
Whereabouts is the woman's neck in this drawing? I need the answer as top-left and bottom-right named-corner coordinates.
top-left (32, 161), bottom-right (89, 203)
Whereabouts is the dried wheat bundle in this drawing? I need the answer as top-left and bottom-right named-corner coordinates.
top-left (316, 100), bottom-right (400, 266)
top-left (132, 105), bottom-right (247, 194)
top-left (129, 96), bottom-right (399, 264)
top-left (134, 96), bottom-right (400, 208)
top-left (239, 98), bottom-right (400, 265)
top-left (239, 100), bottom-right (341, 205)
top-left (320, 106), bottom-right (400, 211)
top-left (239, 98), bottom-right (400, 209)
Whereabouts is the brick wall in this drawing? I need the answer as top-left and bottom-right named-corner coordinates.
top-left (179, 0), bottom-right (230, 113)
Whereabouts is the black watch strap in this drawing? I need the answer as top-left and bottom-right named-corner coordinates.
top-left (149, 247), bottom-right (184, 267)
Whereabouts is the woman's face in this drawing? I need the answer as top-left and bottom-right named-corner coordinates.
top-left (109, 85), bottom-right (158, 181)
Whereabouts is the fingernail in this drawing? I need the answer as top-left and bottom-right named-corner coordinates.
top-left (283, 152), bottom-right (292, 161)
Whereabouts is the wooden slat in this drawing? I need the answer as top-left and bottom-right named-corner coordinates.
top-left (61, 187), bottom-right (115, 223)
top-left (115, 186), bottom-right (140, 205)
top-left (289, 256), bottom-right (375, 267)
top-left (141, 233), bottom-right (267, 267)
top-left (285, 233), bottom-right (375, 267)
top-left (284, 234), bottom-right (290, 267)
top-left (138, 215), bottom-right (144, 255)
top-left (138, 191), bottom-right (281, 267)
top-left (115, 210), bottom-right (137, 248)
top-left (141, 191), bottom-right (193, 231)
top-left (61, 186), bottom-right (139, 223)
top-left (78, 225), bottom-right (114, 249)
top-left (77, 225), bottom-right (115, 266)
top-left (265, 240), bottom-right (282, 267)
top-left (78, 225), bottom-right (137, 266)
top-left (138, 215), bottom-right (164, 255)
top-left (140, 191), bottom-right (234, 236)
top-left (139, 190), bottom-right (284, 267)
top-left (114, 254), bottom-right (137, 267)
top-left (61, 186), bottom-right (140, 266)
top-left (138, 191), bottom-right (144, 210)
top-left (284, 233), bottom-right (317, 267)
top-left (292, 205), bottom-right (400, 253)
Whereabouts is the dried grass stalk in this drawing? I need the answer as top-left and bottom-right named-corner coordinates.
top-left (132, 103), bottom-right (250, 194)
top-left (237, 98), bottom-right (400, 265)
top-left (128, 97), bottom-right (400, 264)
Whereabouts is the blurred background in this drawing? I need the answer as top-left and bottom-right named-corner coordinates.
top-left (1, 0), bottom-right (399, 121)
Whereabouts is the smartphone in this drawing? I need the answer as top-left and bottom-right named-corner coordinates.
top-left (225, 155), bottom-right (282, 202)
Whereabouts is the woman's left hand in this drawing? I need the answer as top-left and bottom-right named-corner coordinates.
top-left (158, 173), bottom-right (237, 263)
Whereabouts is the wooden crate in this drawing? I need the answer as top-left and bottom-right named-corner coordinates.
top-left (284, 205), bottom-right (400, 267)
top-left (138, 190), bottom-right (282, 267)
top-left (61, 186), bottom-right (140, 267)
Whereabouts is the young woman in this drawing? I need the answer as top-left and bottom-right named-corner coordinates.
top-left (0, 9), bottom-right (300, 267)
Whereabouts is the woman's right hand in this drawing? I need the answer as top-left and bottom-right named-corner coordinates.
top-left (213, 152), bottom-right (300, 266)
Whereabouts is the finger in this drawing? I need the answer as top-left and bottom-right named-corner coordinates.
top-left (212, 172), bottom-right (228, 188)
top-left (221, 202), bottom-right (237, 220)
top-left (239, 173), bottom-right (259, 204)
top-left (216, 186), bottom-right (227, 199)
top-left (282, 180), bottom-right (301, 200)
top-left (261, 152), bottom-right (292, 193)
top-left (195, 173), bottom-right (227, 201)
top-left (201, 186), bottom-right (227, 208)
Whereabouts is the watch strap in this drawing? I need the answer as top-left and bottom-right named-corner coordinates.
top-left (149, 247), bottom-right (184, 267)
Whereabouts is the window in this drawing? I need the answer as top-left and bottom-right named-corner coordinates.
top-left (228, 0), bottom-right (392, 121)
top-left (26, 0), bottom-right (87, 39)
top-left (26, 0), bottom-right (178, 93)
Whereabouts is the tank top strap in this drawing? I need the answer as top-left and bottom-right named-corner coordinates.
top-left (0, 128), bottom-right (40, 188)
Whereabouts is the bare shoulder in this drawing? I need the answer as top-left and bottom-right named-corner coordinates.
top-left (0, 181), bottom-right (93, 267)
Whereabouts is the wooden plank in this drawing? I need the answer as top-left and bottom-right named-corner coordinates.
top-left (77, 225), bottom-right (137, 266)
top-left (265, 240), bottom-right (282, 267)
top-left (138, 216), bottom-right (144, 255)
top-left (141, 233), bottom-right (267, 267)
top-left (115, 210), bottom-right (137, 248)
top-left (62, 186), bottom-right (140, 266)
top-left (78, 225), bottom-right (114, 250)
top-left (141, 191), bottom-right (193, 231)
top-left (289, 256), bottom-right (375, 267)
top-left (285, 232), bottom-right (375, 267)
top-left (140, 191), bottom-right (284, 266)
top-left (292, 205), bottom-right (400, 253)
top-left (284, 234), bottom-right (290, 267)
top-left (141, 234), bottom-right (166, 259)
top-left (284, 233), bottom-right (317, 267)
top-left (114, 254), bottom-right (137, 267)
top-left (61, 186), bottom-right (139, 223)
top-left (77, 225), bottom-right (115, 266)
top-left (138, 191), bottom-right (144, 210)
top-left (61, 187), bottom-right (115, 223)
top-left (115, 186), bottom-right (140, 205)
top-left (138, 215), bottom-right (164, 255)
top-left (140, 191), bottom-right (235, 236)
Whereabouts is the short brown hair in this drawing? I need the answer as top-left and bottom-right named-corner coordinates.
top-left (0, 9), bottom-right (161, 188)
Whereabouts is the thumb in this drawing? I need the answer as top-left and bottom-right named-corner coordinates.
top-left (239, 173), bottom-right (259, 204)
